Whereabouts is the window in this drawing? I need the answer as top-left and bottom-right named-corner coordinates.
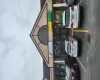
top-left (67, 43), bottom-right (71, 54)
top-left (55, 64), bottom-right (70, 80)
top-left (54, 45), bottom-right (65, 56)
top-left (60, 77), bottom-right (66, 80)
top-left (62, 9), bottom-right (70, 26)
top-left (55, 55), bottom-right (65, 60)
top-left (38, 25), bottom-right (48, 45)
top-left (55, 63), bottom-right (66, 69)
top-left (55, 0), bottom-right (66, 3)
top-left (54, 35), bottom-right (64, 41)
top-left (55, 12), bottom-right (62, 23)
top-left (65, 66), bottom-right (70, 80)
top-left (60, 71), bottom-right (66, 75)
top-left (55, 76), bottom-right (66, 80)
top-left (55, 29), bottom-right (62, 34)
top-left (54, 41), bottom-right (64, 45)
top-left (65, 9), bottom-right (70, 26)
